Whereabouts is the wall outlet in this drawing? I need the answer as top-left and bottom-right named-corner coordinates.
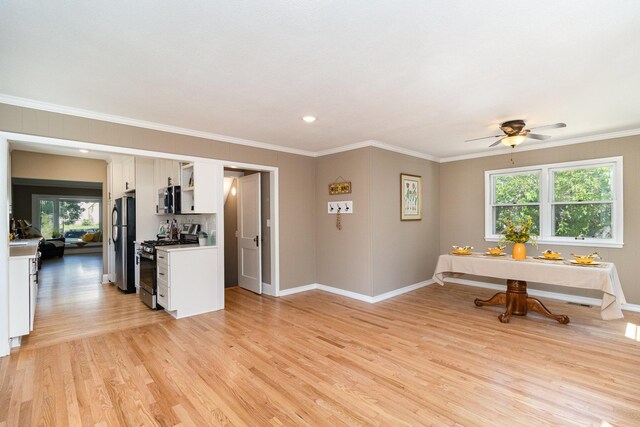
top-left (328, 201), bottom-right (353, 214)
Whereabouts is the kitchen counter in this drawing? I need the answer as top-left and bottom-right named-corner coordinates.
top-left (9, 238), bottom-right (41, 259)
top-left (156, 244), bottom-right (217, 252)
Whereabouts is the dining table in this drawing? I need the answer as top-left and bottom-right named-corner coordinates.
top-left (432, 253), bottom-right (627, 324)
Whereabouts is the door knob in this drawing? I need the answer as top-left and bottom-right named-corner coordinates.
top-left (253, 235), bottom-right (259, 247)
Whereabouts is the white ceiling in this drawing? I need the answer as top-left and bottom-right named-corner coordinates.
top-left (1, 1), bottom-right (639, 159)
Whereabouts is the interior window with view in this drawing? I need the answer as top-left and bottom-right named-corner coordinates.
top-left (34, 196), bottom-right (102, 242)
top-left (485, 157), bottom-right (622, 247)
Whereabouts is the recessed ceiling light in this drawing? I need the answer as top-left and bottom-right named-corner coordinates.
top-left (79, 149), bottom-right (89, 154)
top-left (302, 116), bottom-right (317, 123)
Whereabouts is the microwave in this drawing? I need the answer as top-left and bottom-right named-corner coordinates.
top-left (157, 185), bottom-right (181, 214)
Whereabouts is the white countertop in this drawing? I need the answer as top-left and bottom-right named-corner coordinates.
top-left (156, 244), bottom-right (217, 252)
top-left (9, 238), bottom-right (41, 259)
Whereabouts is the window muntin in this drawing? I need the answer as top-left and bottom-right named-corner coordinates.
top-left (485, 157), bottom-right (623, 248)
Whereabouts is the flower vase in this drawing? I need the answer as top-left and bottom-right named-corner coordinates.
top-left (512, 243), bottom-right (526, 260)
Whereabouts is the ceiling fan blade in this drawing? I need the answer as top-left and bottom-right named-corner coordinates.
top-left (526, 133), bottom-right (552, 141)
top-left (489, 138), bottom-right (505, 147)
top-left (528, 122), bottom-right (566, 131)
top-left (465, 134), bottom-right (504, 142)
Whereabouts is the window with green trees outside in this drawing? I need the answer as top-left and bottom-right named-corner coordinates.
top-left (485, 157), bottom-right (623, 248)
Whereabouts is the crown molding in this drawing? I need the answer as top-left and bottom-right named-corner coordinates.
top-left (0, 94), bottom-right (317, 158)
top-left (315, 140), bottom-right (439, 162)
top-left (439, 128), bottom-right (640, 163)
top-left (2, 94), bottom-right (638, 164)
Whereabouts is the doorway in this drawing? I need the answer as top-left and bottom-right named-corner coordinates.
top-left (223, 167), bottom-right (273, 295)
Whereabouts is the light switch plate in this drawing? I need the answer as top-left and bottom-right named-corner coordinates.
top-left (328, 201), bottom-right (353, 214)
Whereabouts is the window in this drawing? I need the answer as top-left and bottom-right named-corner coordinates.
top-left (485, 157), bottom-right (623, 248)
top-left (32, 195), bottom-right (102, 240)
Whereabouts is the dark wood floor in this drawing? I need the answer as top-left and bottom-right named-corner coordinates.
top-left (1, 259), bottom-right (639, 425)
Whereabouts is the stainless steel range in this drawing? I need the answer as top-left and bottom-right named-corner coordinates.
top-left (138, 224), bottom-right (200, 309)
top-left (138, 239), bottom-right (181, 309)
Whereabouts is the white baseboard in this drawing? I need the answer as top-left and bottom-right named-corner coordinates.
top-left (446, 277), bottom-right (640, 313)
top-left (277, 278), bottom-right (640, 313)
top-left (278, 284), bottom-right (317, 297)
top-left (277, 280), bottom-right (434, 304)
top-left (10, 337), bottom-right (21, 348)
top-left (262, 282), bottom-right (275, 296)
top-left (316, 284), bottom-right (373, 303)
top-left (371, 280), bottom-right (435, 303)
top-left (623, 303), bottom-right (640, 313)
top-left (102, 274), bottom-right (111, 284)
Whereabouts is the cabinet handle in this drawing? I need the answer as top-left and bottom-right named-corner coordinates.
top-left (158, 255), bottom-right (165, 259)
top-left (126, 182), bottom-right (129, 190)
top-left (159, 294), bottom-right (165, 297)
top-left (159, 272), bottom-right (165, 276)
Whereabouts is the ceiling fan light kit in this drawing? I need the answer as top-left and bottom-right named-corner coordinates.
top-left (466, 119), bottom-right (566, 149)
top-left (502, 135), bottom-right (526, 147)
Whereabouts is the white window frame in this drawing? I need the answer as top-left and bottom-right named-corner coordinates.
top-left (484, 156), bottom-right (623, 248)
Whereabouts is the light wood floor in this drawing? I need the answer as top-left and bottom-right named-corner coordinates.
top-left (1, 267), bottom-right (640, 425)
top-left (20, 254), bottom-right (169, 350)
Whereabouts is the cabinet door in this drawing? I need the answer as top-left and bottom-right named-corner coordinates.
top-left (111, 160), bottom-right (124, 199)
top-left (193, 162), bottom-right (217, 213)
top-left (30, 273), bottom-right (37, 331)
top-left (169, 161), bottom-right (181, 187)
top-left (123, 157), bottom-right (135, 191)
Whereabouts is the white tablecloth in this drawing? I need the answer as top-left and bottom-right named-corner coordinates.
top-left (432, 254), bottom-right (627, 320)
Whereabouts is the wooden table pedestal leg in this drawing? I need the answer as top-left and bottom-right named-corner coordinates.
top-left (474, 280), bottom-right (570, 324)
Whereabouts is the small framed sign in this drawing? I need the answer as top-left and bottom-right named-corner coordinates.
top-left (329, 181), bottom-right (352, 195)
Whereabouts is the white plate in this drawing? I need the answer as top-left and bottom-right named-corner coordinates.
top-left (569, 260), bottom-right (601, 266)
top-left (534, 256), bottom-right (564, 261)
top-left (484, 252), bottom-right (506, 256)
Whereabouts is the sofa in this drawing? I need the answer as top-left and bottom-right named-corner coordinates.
top-left (41, 237), bottom-right (65, 259)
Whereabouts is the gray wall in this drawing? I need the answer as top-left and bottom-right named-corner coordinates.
top-left (315, 147), bottom-right (441, 297)
top-left (370, 148), bottom-right (441, 295)
top-left (316, 148), bottom-right (372, 295)
top-left (0, 103), bottom-right (317, 291)
top-left (5, 102), bottom-right (635, 303)
top-left (440, 136), bottom-right (640, 304)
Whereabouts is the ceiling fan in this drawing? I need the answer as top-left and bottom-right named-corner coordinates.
top-left (466, 119), bottom-right (566, 148)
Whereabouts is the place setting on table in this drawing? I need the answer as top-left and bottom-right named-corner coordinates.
top-left (434, 216), bottom-right (627, 324)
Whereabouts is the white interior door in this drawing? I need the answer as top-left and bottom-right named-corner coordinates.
top-left (237, 174), bottom-right (262, 294)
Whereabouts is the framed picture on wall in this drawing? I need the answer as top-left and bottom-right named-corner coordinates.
top-left (400, 173), bottom-right (422, 221)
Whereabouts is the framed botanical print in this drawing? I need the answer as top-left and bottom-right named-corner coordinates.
top-left (400, 173), bottom-right (422, 221)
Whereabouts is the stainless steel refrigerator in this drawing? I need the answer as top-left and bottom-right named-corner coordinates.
top-left (112, 196), bottom-right (136, 293)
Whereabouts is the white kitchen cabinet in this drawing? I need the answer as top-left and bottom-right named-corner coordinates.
top-left (110, 156), bottom-right (136, 198)
top-left (9, 239), bottom-right (40, 339)
top-left (123, 156), bottom-right (136, 192)
top-left (180, 162), bottom-right (217, 214)
top-left (111, 158), bottom-right (124, 199)
top-left (155, 245), bottom-right (222, 318)
top-left (154, 159), bottom-right (181, 190)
